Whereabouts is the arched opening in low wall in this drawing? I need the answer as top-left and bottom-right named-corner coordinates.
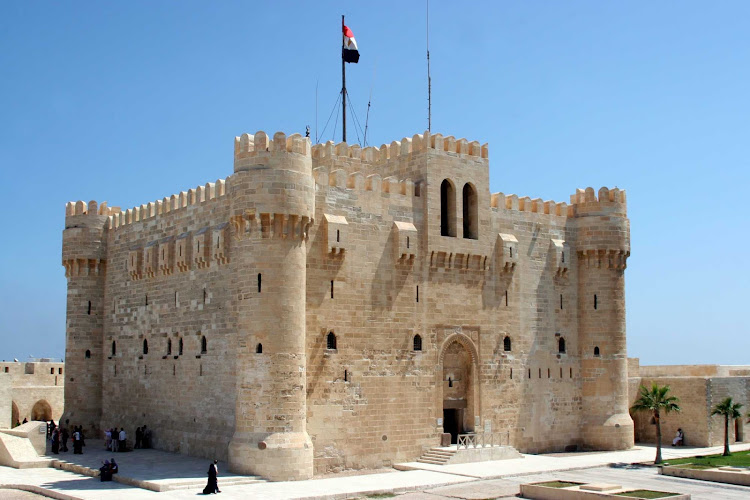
top-left (11, 401), bottom-right (19, 427)
top-left (31, 400), bottom-right (52, 422)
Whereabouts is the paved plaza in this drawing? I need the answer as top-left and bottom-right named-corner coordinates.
top-left (0, 442), bottom-right (749, 499)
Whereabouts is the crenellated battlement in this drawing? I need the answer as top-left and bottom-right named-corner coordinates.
top-left (569, 187), bottom-right (627, 216)
top-left (106, 178), bottom-right (228, 230)
top-left (311, 130), bottom-right (488, 166)
top-left (490, 192), bottom-right (570, 217)
top-left (234, 130), bottom-right (311, 165)
top-left (312, 165), bottom-right (419, 199)
top-left (65, 200), bottom-right (120, 218)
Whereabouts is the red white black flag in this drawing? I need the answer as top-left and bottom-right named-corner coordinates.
top-left (343, 25), bottom-right (360, 63)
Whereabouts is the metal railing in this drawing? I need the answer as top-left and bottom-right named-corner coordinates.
top-left (457, 431), bottom-right (510, 449)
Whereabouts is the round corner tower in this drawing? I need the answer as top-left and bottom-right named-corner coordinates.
top-left (573, 187), bottom-right (634, 450)
top-left (61, 200), bottom-right (110, 435)
top-left (227, 131), bottom-right (315, 480)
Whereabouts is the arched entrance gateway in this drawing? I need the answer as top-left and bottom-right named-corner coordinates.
top-left (31, 400), bottom-right (52, 421)
top-left (438, 333), bottom-right (480, 444)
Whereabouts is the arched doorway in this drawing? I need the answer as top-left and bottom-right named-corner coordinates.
top-left (11, 401), bottom-right (19, 426)
top-left (439, 334), bottom-right (479, 444)
top-left (31, 400), bottom-right (52, 421)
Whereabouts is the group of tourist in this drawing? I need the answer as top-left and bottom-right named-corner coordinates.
top-left (47, 421), bottom-right (85, 455)
top-left (104, 427), bottom-right (127, 452)
top-left (104, 425), bottom-right (152, 452)
top-left (99, 458), bottom-right (119, 481)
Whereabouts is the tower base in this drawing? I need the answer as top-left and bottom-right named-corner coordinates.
top-left (228, 431), bottom-right (313, 481)
top-left (583, 413), bottom-right (634, 450)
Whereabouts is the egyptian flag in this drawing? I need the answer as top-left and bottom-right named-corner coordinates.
top-left (343, 25), bottom-right (360, 63)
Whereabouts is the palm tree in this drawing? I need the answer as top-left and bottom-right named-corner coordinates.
top-left (711, 397), bottom-right (743, 456)
top-left (630, 383), bottom-right (681, 464)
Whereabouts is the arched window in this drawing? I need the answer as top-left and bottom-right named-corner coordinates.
top-left (167, 339), bottom-right (172, 355)
top-left (85, 350), bottom-right (91, 359)
top-left (462, 183), bottom-right (478, 239)
top-left (143, 339), bottom-right (149, 355)
top-left (201, 336), bottom-right (207, 354)
top-left (111, 341), bottom-right (116, 356)
top-left (413, 334), bottom-right (422, 351)
top-left (178, 338), bottom-right (184, 356)
top-left (326, 331), bottom-right (337, 350)
top-left (440, 179), bottom-right (456, 237)
top-left (503, 336), bottom-right (512, 352)
top-left (558, 337), bottom-right (566, 354)
top-left (256, 343), bottom-right (263, 354)
top-left (594, 346), bottom-right (600, 357)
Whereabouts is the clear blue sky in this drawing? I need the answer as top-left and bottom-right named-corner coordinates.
top-left (1, 1), bottom-right (748, 365)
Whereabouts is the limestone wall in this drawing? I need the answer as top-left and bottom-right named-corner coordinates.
top-left (629, 373), bottom-right (750, 447)
top-left (304, 136), bottom-right (621, 473)
top-left (62, 129), bottom-right (632, 477)
top-left (0, 362), bottom-right (64, 425)
top-left (0, 374), bottom-right (10, 429)
top-left (96, 185), bottom-right (236, 461)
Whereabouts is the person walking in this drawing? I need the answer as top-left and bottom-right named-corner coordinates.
top-left (203, 459), bottom-right (220, 494)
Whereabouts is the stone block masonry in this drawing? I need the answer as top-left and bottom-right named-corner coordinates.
top-left (61, 128), bottom-right (633, 480)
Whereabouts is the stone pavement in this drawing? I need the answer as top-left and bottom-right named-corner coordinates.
top-left (40, 439), bottom-right (263, 491)
top-left (1, 441), bottom-right (749, 499)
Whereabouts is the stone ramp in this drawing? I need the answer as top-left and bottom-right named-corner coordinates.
top-left (0, 432), bottom-right (52, 469)
top-left (44, 439), bottom-right (265, 492)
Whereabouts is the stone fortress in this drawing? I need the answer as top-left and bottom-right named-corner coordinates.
top-left (61, 129), bottom-right (633, 481)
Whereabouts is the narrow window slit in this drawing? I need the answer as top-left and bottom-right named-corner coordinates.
top-left (87, 301), bottom-right (91, 315)
top-left (330, 280), bottom-right (334, 299)
top-left (258, 273), bottom-right (262, 293)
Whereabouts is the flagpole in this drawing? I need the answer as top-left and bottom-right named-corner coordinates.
top-left (341, 15), bottom-right (347, 143)
top-left (427, 0), bottom-right (431, 132)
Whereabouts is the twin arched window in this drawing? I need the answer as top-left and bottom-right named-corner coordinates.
top-left (440, 179), bottom-right (478, 239)
top-left (462, 183), bottom-right (478, 239)
top-left (440, 180), bottom-right (456, 237)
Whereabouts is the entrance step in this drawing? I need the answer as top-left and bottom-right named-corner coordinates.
top-left (416, 447), bottom-right (457, 465)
